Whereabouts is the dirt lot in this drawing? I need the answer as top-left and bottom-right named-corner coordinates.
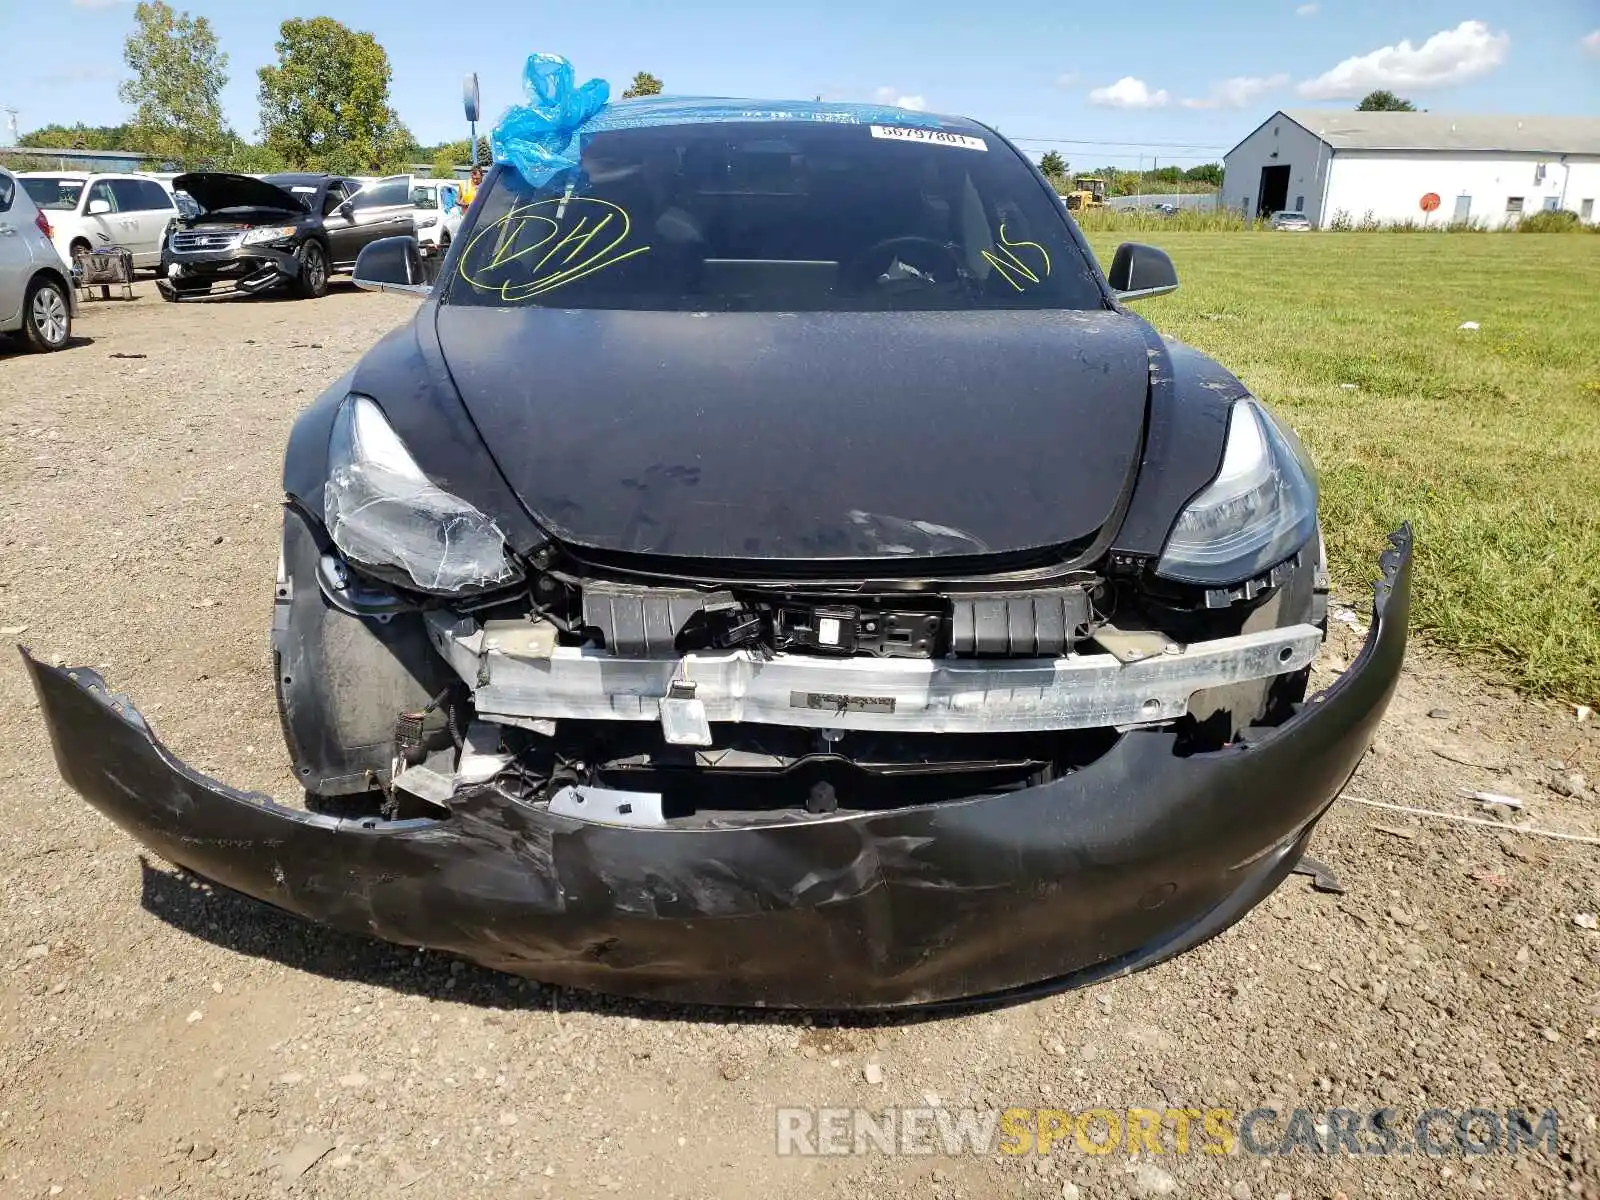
top-left (2, 286), bottom-right (1597, 1199)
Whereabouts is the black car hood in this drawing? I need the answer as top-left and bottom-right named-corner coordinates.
top-left (434, 307), bottom-right (1153, 562)
top-left (174, 172), bottom-right (308, 215)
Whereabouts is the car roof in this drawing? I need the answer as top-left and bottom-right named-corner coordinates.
top-left (16, 171), bottom-right (158, 181)
top-left (580, 95), bottom-right (982, 137)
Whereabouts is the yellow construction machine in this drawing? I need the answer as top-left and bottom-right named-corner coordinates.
top-left (1062, 176), bottom-right (1108, 212)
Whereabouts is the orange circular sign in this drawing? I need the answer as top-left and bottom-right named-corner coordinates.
top-left (1420, 192), bottom-right (1441, 213)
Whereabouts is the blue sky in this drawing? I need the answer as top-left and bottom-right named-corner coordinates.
top-left (4, 0), bottom-right (1597, 166)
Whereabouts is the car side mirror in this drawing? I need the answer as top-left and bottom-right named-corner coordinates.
top-left (354, 235), bottom-right (431, 297)
top-left (338, 200), bottom-right (355, 220)
top-left (87, 199), bottom-right (112, 215)
top-left (1107, 242), bottom-right (1178, 302)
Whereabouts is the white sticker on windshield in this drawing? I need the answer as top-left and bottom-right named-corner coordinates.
top-left (870, 125), bottom-right (987, 152)
top-left (291, 186), bottom-right (317, 193)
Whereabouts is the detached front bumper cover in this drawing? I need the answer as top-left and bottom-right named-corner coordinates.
top-left (22, 528), bottom-right (1412, 1010)
top-left (157, 245), bottom-right (300, 297)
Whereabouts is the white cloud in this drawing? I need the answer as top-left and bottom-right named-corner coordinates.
top-left (1295, 3), bottom-right (1318, 15)
top-left (1296, 19), bottom-right (1510, 99)
top-left (873, 86), bottom-right (927, 111)
top-left (1181, 73), bottom-right (1290, 109)
top-left (1087, 76), bottom-right (1170, 109)
top-left (1583, 30), bottom-right (1600, 55)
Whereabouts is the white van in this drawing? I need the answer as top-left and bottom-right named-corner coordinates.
top-left (16, 172), bottom-right (179, 271)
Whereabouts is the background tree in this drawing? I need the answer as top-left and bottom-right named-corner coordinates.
top-left (430, 147), bottom-right (457, 178)
top-left (118, 2), bottom-right (230, 164)
top-left (1357, 90), bottom-right (1416, 112)
top-left (19, 123), bottom-right (132, 151)
top-left (1183, 162), bottom-right (1223, 187)
top-left (257, 17), bottom-right (412, 174)
top-left (417, 137), bottom-right (487, 172)
top-left (211, 136), bottom-right (289, 174)
top-left (621, 72), bottom-right (663, 99)
top-left (1038, 150), bottom-right (1067, 185)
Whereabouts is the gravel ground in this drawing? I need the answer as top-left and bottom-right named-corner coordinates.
top-left (2, 286), bottom-right (1597, 1199)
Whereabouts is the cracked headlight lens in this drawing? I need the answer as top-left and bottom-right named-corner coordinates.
top-left (324, 395), bottom-right (522, 594)
top-left (1155, 397), bottom-right (1318, 586)
top-left (240, 225), bottom-right (299, 246)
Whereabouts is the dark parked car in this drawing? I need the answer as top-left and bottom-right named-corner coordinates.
top-left (27, 99), bottom-right (1411, 1009)
top-left (157, 172), bottom-right (416, 300)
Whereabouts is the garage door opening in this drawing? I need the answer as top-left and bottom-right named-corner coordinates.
top-left (1256, 165), bottom-right (1290, 218)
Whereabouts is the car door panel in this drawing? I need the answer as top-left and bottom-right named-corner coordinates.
top-left (348, 177), bottom-right (418, 257)
top-left (114, 180), bottom-right (148, 254)
top-left (320, 182), bottom-right (361, 265)
top-left (110, 179), bottom-right (153, 265)
top-left (83, 179), bottom-right (125, 257)
top-left (134, 181), bottom-right (177, 267)
top-left (0, 173), bottom-right (34, 328)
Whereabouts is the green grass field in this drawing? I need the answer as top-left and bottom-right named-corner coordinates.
top-left (1081, 232), bottom-right (1600, 705)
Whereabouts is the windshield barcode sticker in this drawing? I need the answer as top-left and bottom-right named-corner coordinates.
top-left (870, 125), bottom-right (987, 152)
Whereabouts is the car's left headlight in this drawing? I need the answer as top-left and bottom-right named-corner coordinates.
top-left (324, 395), bottom-right (523, 594)
top-left (418, 215), bottom-right (438, 228)
top-left (1155, 397), bottom-right (1318, 585)
top-left (241, 226), bottom-right (299, 246)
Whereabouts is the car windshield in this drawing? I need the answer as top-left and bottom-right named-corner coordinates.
top-left (444, 120), bottom-right (1105, 312)
top-left (21, 177), bottom-right (85, 211)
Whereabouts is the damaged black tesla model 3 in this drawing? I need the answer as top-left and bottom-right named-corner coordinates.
top-left (26, 100), bottom-right (1411, 1009)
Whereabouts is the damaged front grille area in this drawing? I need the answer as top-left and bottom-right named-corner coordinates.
top-left (383, 547), bottom-right (1329, 825)
top-left (578, 579), bottom-right (1093, 660)
top-left (171, 228), bottom-right (242, 252)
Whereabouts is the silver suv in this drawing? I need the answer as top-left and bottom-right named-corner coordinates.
top-left (0, 165), bottom-right (76, 352)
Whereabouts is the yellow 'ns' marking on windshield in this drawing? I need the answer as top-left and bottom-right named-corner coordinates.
top-left (460, 196), bottom-right (651, 301)
top-left (981, 224), bottom-right (1052, 293)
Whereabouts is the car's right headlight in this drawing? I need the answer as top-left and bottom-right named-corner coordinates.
top-left (324, 395), bottom-right (523, 594)
top-left (240, 225), bottom-right (298, 246)
top-left (1154, 397), bottom-right (1319, 586)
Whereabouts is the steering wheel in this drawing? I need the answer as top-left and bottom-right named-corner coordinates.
top-left (849, 236), bottom-right (963, 289)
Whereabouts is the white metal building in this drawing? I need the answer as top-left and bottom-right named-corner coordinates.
top-left (1222, 110), bottom-right (1600, 228)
